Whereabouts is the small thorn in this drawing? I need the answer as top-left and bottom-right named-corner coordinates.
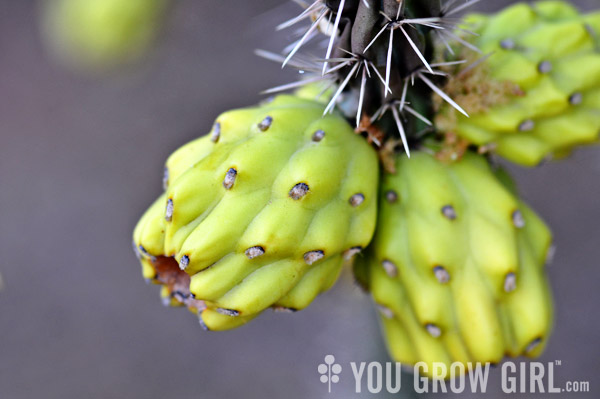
top-left (349, 193), bottom-right (365, 207)
top-left (385, 190), bottom-right (398, 203)
top-left (343, 246), bottom-right (362, 260)
top-left (179, 255), bottom-right (190, 270)
top-left (289, 182), bottom-right (310, 200)
top-left (418, 72), bottom-right (469, 117)
top-left (223, 168), bottom-right (237, 189)
top-left (198, 314), bottom-right (210, 331)
top-left (433, 265), bottom-right (450, 284)
top-left (525, 337), bottom-right (542, 353)
top-left (569, 92), bottom-right (583, 105)
top-left (258, 116), bottom-right (273, 131)
top-left (304, 250), bottom-right (324, 265)
top-left (382, 259), bottom-right (398, 277)
top-left (512, 210), bottom-right (525, 228)
top-left (312, 129), bottom-right (325, 141)
top-left (538, 60), bottom-right (552, 74)
top-left (211, 122), bottom-right (221, 142)
top-left (441, 205), bottom-right (457, 220)
top-left (272, 306), bottom-right (298, 313)
top-left (546, 244), bottom-right (556, 265)
top-left (165, 198), bottom-right (174, 221)
top-left (162, 167), bottom-right (169, 190)
top-left (391, 106), bottom-right (410, 157)
top-left (377, 304), bottom-right (394, 319)
top-left (245, 246), bottom-right (265, 259)
top-left (500, 38), bottom-right (515, 49)
top-left (322, 0), bottom-right (345, 75)
top-left (425, 323), bottom-right (441, 338)
top-left (504, 272), bottom-right (517, 292)
top-left (518, 119), bottom-right (535, 132)
top-left (217, 308), bottom-right (240, 317)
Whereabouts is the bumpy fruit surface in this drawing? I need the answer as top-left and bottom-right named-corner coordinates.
top-left (436, 1), bottom-right (600, 166)
top-left (133, 95), bottom-right (379, 330)
top-left (41, 0), bottom-right (167, 69)
top-left (356, 151), bottom-right (553, 377)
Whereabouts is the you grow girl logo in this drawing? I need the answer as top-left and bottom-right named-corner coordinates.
top-left (318, 355), bottom-right (342, 393)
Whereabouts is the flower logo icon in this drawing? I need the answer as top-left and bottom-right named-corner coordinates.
top-left (318, 355), bottom-right (342, 393)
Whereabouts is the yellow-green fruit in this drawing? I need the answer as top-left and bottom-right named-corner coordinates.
top-left (436, 1), bottom-right (600, 166)
top-left (133, 95), bottom-right (379, 330)
top-left (41, 0), bottom-right (167, 70)
top-left (356, 151), bottom-right (553, 377)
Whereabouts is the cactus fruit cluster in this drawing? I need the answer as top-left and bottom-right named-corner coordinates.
top-left (435, 1), bottom-right (600, 165)
top-left (127, 0), bottom-right (598, 376)
top-left (134, 95), bottom-right (378, 330)
top-left (354, 152), bottom-right (553, 376)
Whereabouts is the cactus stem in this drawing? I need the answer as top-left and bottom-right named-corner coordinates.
top-left (304, 250), bottom-right (325, 265)
top-left (512, 210), bottom-right (525, 228)
top-left (289, 182), bottom-right (310, 200)
top-left (349, 193), bottom-right (365, 207)
top-left (210, 122), bottom-right (221, 142)
top-left (165, 198), bottom-right (174, 221)
top-left (258, 116), bottom-right (273, 131)
top-left (179, 255), bottom-right (190, 270)
top-left (425, 323), bottom-right (442, 338)
top-left (312, 129), bottom-right (326, 142)
top-left (433, 265), bottom-right (450, 283)
top-left (217, 308), bottom-right (240, 317)
top-left (441, 205), bottom-right (457, 220)
top-left (245, 246), bottom-right (265, 259)
top-left (504, 272), bottom-right (517, 292)
top-left (223, 168), bottom-right (237, 189)
top-left (382, 259), bottom-right (398, 277)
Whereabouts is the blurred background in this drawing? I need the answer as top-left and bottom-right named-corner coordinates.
top-left (1, 0), bottom-right (599, 398)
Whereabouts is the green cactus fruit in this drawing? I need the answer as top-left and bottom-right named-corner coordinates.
top-left (435, 1), bottom-right (600, 166)
top-left (41, 0), bottom-right (167, 70)
top-left (356, 151), bottom-right (553, 377)
top-left (133, 94), bottom-right (379, 330)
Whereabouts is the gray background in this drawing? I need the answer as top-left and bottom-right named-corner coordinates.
top-left (0, 1), bottom-right (598, 398)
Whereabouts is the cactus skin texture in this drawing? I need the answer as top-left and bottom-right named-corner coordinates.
top-left (133, 95), bottom-right (379, 330)
top-left (41, 0), bottom-right (167, 70)
top-left (356, 151), bottom-right (553, 377)
top-left (435, 1), bottom-right (600, 166)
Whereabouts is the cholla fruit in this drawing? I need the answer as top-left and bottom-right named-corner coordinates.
top-left (356, 151), bottom-right (553, 377)
top-left (133, 95), bottom-right (379, 330)
top-left (41, 0), bottom-right (167, 70)
top-left (435, 1), bottom-right (600, 166)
